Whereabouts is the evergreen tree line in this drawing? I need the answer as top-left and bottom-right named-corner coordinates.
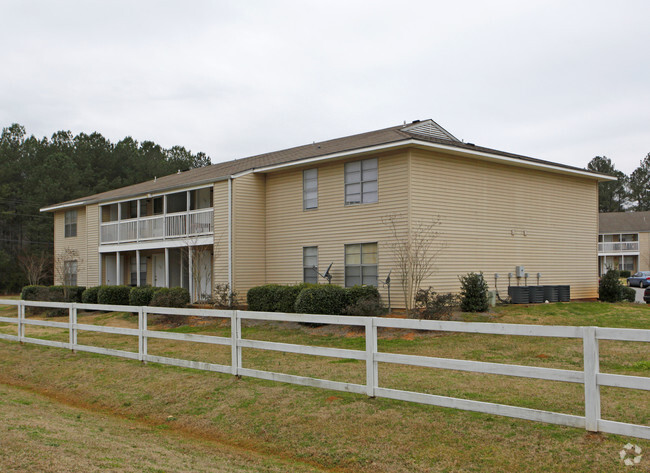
top-left (0, 123), bottom-right (210, 293)
top-left (588, 154), bottom-right (650, 213)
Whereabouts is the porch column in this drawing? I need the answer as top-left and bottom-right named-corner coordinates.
top-left (116, 251), bottom-right (121, 285)
top-left (98, 253), bottom-right (103, 286)
top-left (136, 250), bottom-right (141, 287)
top-left (164, 248), bottom-right (170, 287)
top-left (189, 246), bottom-right (194, 301)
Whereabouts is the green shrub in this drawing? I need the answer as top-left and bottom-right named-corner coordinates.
top-left (414, 287), bottom-right (458, 320)
top-left (344, 296), bottom-right (387, 316)
top-left (620, 270), bottom-right (631, 279)
top-left (213, 284), bottom-right (240, 310)
top-left (342, 285), bottom-right (385, 316)
top-left (81, 286), bottom-right (101, 304)
top-left (620, 285), bottom-right (636, 303)
top-left (97, 285), bottom-right (131, 306)
top-left (150, 287), bottom-right (189, 308)
top-left (129, 286), bottom-right (155, 306)
top-left (599, 269), bottom-right (623, 302)
top-left (344, 285), bottom-right (380, 306)
top-left (247, 284), bottom-right (283, 312)
top-left (459, 272), bottom-right (489, 312)
top-left (169, 287), bottom-right (190, 307)
top-left (20, 285), bottom-right (49, 301)
top-left (150, 288), bottom-right (171, 307)
top-left (294, 285), bottom-right (347, 315)
top-left (275, 283), bottom-right (316, 313)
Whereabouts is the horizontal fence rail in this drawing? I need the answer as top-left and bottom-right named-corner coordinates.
top-left (0, 299), bottom-right (648, 440)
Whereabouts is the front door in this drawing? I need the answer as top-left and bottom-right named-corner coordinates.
top-left (105, 254), bottom-right (117, 285)
top-left (152, 254), bottom-right (165, 287)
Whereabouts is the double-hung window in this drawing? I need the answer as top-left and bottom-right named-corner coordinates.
top-left (64, 260), bottom-right (77, 286)
top-left (130, 257), bottom-right (147, 286)
top-left (64, 210), bottom-right (77, 237)
top-left (344, 158), bottom-right (377, 205)
top-left (344, 243), bottom-right (378, 287)
top-left (303, 247), bottom-right (318, 284)
top-left (303, 169), bottom-right (318, 210)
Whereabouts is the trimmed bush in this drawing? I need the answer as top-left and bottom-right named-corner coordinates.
top-left (150, 287), bottom-right (189, 308)
top-left (129, 286), bottom-right (155, 306)
top-left (294, 285), bottom-right (347, 315)
top-left (97, 285), bottom-right (131, 305)
top-left (275, 283), bottom-right (315, 313)
top-left (169, 287), bottom-right (190, 307)
top-left (459, 272), bottom-right (489, 312)
top-left (20, 285), bottom-right (50, 301)
top-left (599, 269), bottom-right (623, 302)
top-left (344, 285), bottom-right (380, 306)
top-left (247, 284), bottom-right (283, 312)
top-left (620, 270), bottom-right (631, 279)
top-left (81, 286), bottom-right (101, 304)
top-left (620, 285), bottom-right (636, 303)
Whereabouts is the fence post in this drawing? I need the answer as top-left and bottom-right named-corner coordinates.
top-left (583, 326), bottom-right (601, 432)
top-left (138, 307), bottom-right (144, 362)
top-left (18, 300), bottom-right (25, 344)
top-left (365, 317), bottom-right (378, 397)
top-left (141, 308), bottom-right (148, 364)
top-left (69, 302), bottom-right (77, 352)
top-left (231, 310), bottom-right (241, 376)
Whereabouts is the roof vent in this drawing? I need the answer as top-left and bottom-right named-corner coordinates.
top-left (401, 119), bottom-right (460, 142)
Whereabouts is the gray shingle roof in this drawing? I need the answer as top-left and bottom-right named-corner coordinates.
top-left (41, 119), bottom-right (611, 211)
top-left (599, 211), bottom-right (650, 233)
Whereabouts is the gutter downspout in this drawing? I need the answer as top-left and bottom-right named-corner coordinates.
top-left (228, 176), bottom-right (233, 290)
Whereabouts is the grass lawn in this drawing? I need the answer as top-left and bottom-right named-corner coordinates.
top-left (0, 301), bottom-right (648, 472)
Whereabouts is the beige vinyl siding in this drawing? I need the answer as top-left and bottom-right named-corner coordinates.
top-left (409, 149), bottom-right (599, 299)
top-left (213, 181), bottom-right (229, 287)
top-left (232, 174), bottom-right (266, 296)
top-left (86, 204), bottom-right (100, 286)
top-left (54, 207), bottom-right (88, 286)
top-left (265, 151), bottom-right (410, 307)
top-left (638, 234), bottom-right (647, 270)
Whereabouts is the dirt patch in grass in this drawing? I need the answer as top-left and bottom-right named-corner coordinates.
top-left (0, 382), bottom-right (330, 473)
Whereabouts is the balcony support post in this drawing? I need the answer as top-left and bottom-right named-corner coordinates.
top-left (164, 248), bottom-right (170, 288)
top-left (136, 250), bottom-right (141, 287)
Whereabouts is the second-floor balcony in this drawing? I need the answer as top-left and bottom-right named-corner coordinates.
top-left (100, 208), bottom-right (214, 244)
top-left (598, 241), bottom-right (639, 254)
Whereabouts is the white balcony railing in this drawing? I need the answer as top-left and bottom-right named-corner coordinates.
top-left (100, 208), bottom-right (213, 244)
top-left (598, 241), bottom-right (639, 253)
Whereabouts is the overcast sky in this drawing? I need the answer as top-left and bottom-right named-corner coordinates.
top-left (1, 0), bottom-right (648, 174)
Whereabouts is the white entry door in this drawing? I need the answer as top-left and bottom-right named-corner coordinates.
top-left (105, 255), bottom-right (117, 285)
top-left (152, 254), bottom-right (165, 287)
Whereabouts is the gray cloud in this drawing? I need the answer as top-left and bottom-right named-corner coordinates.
top-left (1, 0), bottom-right (648, 174)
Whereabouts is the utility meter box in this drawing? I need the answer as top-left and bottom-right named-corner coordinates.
top-left (515, 266), bottom-right (525, 278)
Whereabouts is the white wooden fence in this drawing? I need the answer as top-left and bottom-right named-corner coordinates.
top-left (0, 299), bottom-right (648, 440)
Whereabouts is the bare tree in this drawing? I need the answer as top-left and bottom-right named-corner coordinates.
top-left (181, 233), bottom-right (222, 303)
top-left (382, 213), bottom-right (444, 313)
top-left (54, 247), bottom-right (82, 283)
top-left (17, 250), bottom-right (51, 285)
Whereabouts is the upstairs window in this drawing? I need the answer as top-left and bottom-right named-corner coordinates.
top-left (344, 243), bottom-right (378, 287)
top-left (345, 158), bottom-right (378, 205)
top-left (64, 210), bottom-right (77, 237)
top-left (303, 246), bottom-right (318, 284)
top-left (303, 169), bottom-right (318, 210)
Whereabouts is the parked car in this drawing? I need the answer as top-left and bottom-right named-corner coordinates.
top-left (627, 271), bottom-right (650, 287)
top-left (644, 287), bottom-right (650, 304)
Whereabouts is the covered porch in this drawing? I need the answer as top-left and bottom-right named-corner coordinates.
top-left (100, 245), bottom-right (213, 302)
